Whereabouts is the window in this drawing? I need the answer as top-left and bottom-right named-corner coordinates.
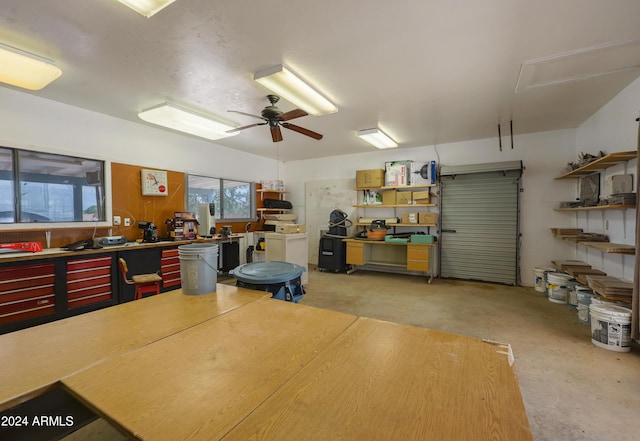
top-left (0, 147), bottom-right (105, 224)
top-left (187, 175), bottom-right (255, 221)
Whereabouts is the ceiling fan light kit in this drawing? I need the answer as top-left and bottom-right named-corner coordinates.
top-left (254, 65), bottom-right (337, 116)
top-left (117, 0), bottom-right (177, 17)
top-left (357, 128), bottom-right (398, 149)
top-left (0, 43), bottom-right (62, 91)
top-left (138, 103), bottom-right (240, 141)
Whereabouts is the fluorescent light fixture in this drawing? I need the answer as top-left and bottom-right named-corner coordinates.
top-left (117, 0), bottom-right (177, 17)
top-left (357, 128), bottom-right (398, 149)
top-left (254, 64), bottom-right (337, 115)
top-left (0, 44), bottom-right (62, 90)
top-left (138, 103), bottom-right (239, 141)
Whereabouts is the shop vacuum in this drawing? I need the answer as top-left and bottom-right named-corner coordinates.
top-left (318, 209), bottom-right (352, 273)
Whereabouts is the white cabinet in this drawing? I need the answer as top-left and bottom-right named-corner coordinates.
top-left (265, 232), bottom-right (309, 284)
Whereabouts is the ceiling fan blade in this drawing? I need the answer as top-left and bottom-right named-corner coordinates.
top-left (282, 123), bottom-right (323, 140)
top-left (271, 125), bottom-right (283, 142)
top-left (228, 110), bottom-right (265, 121)
top-left (279, 108), bottom-right (308, 121)
top-left (226, 122), bottom-right (266, 133)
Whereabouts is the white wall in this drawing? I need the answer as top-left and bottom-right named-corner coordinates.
top-left (0, 87), bottom-right (280, 182)
top-left (283, 129), bottom-right (577, 286)
top-left (574, 76), bottom-right (640, 280)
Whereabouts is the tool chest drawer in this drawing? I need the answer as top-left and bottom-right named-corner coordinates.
top-left (0, 263), bottom-right (56, 325)
top-left (67, 256), bottom-right (114, 309)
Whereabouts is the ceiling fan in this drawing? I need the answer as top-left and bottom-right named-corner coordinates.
top-left (227, 95), bottom-right (323, 142)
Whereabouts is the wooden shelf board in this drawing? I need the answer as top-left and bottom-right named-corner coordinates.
top-left (354, 184), bottom-right (436, 191)
top-left (556, 237), bottom-right (635, 255)
top-left (554, 151), bottom-right (637, 179)
top-left (257, 208), bottom-right (291, 212)
top-left (554, 204), bottom-right (635, 211)
top-left (257, 189), bottom-right (289, 194)
top-left (354, 204), bottom-right (437, 208)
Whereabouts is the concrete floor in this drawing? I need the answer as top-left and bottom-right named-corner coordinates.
top-left (69, 268), bottom-right (640, 440)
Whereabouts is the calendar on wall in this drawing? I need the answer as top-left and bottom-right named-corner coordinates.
top-left (141, 169), bottom-right (168, 196)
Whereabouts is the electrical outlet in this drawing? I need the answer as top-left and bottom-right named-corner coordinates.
top-left (124, 218), bottom-right (131, 227)
top-left (113, 216), bottom-right (121, 226)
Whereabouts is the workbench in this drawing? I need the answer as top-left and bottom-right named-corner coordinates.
top-left (0, 286), bottom-right (532, 440)
top-left (343, 238), bottom-right (436, 283)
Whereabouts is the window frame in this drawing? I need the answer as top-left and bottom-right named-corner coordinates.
top-left (0, 146), bottom-right (109, 227)
top-left (186, 174), bottom-right (257, 223)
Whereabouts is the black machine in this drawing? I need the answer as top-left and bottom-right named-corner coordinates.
top-left (318, 209), bottom-right (352, 273)
top-left (138, 221), bottom-right (158, 243)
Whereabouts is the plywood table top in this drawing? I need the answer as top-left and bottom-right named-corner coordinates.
top-left (62, 298), bottom-right (358, 441)
top-left (224, 317), bottom-right (533, 441)
top-left (0, 284), bottom-right (267, 410)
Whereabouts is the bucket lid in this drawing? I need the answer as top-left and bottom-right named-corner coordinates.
top-left (589, 303), bottom-right (632, 317)
top-left (232, 261), bottom-right (305, 283)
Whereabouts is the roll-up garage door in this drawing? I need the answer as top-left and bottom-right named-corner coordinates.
top-left (439, 161), bottom-right (522, 285)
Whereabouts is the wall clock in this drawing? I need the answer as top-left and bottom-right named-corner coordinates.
top-left (141, 169), bottom-right (168, 196)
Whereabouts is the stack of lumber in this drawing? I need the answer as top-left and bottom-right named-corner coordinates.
top-left (550, 228), bottom-right (583, 236)
top-left (586, 276), bottom-right (633, 301)
top-left (550, 228), bottom-right (609, 242)
top-left (552, 260), bottom-right (591, 271)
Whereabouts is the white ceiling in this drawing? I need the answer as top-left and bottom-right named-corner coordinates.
top-left (2, 0), bottom-right (640, 162)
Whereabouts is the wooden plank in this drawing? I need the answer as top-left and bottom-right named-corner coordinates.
top-left (0, 285), bottom-right (267, 411)
top-left (62, 299), bottom-right (358, 441)
top-left (580, 241), bottom-right (635, 255)
top-left (224, 318), bottom-right (532, 441)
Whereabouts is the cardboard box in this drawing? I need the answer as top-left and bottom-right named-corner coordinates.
top-left (419, 212), bottom-right (437, 225)
top-left (275, 224), bottom-right (307, 234)
top-left (410, 160), bottom-right (437, 185)
top-left (382, 189), bottom-right (397, 205)
top-left (396, 191), bottom-right (412, 205)
top-left (401, 212), bottom-right (419, 224)
top-left (356, 169), bottom-right (385, 188)
top-left (412, 190), bottom-right (430, 204)
top-left (385, 160), bottom-right (411, 186)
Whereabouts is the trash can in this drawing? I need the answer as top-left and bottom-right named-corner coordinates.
top-left (231, 261), bottom-right (306, 303)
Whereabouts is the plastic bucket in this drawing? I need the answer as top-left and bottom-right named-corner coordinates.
top-left (178, 243), bottom-right (219, 295)
top-left (567, 280), bottom-right (578, 307)
top-left (576, 286), bottom-right (594, 325)
top-left (589, 304), bottom-right (632, 352)
top-left (546, 272), bottom-right (572, 304)
top-left (533, 267), bottom-right (554, 293)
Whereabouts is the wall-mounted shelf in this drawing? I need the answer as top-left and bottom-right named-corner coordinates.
top-left (354, 184), bottom-right (436, 191)
top-left (554, 204), bottom-right (635, 211)
top-left (554, 151), bottom-right (637, 179)
top-left (354, 204), bottom-right (437, 208)
top-left (553, 237), bottom-right (635, 255)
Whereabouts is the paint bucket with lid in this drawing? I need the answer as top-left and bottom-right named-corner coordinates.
top-left (546, 272), bottom-right (572, 304)
top-left (589, 304), bottom-right (632, 352)
top-left (576, 286), bottom-right (594, 325)
top-left (533, 266), bottom-right (555, 293)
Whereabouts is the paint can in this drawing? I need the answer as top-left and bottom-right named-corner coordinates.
top-left (589, 304), bottom-right (632, 352)
top-left (546, 272), bottom-right (572, 304)
top-left (533, 266), bottom-right (555, 293)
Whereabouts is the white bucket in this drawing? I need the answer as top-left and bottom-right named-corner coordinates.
top-left (589, 304), bottom-right (632, 352)
top-left (533, 266), bottom-right (555, 293)
top-left (546, 272), bottom-right (572, 304)
top-left (178, 243), bottom-right (219, 295)
top-left (576, 286), bottom-right (594, 325)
